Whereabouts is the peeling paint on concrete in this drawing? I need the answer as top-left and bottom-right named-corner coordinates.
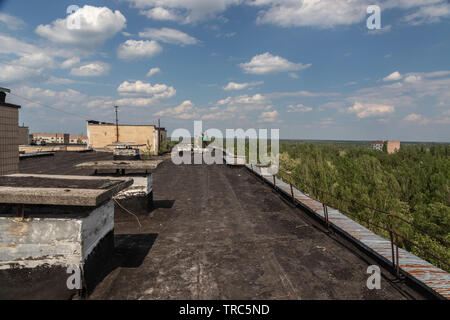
top-left (0, 200), bottom-right (114, 270)
top-left (114, 175), bottom-right (152, 200)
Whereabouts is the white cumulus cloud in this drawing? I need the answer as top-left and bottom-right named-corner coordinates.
top-left (60, 57), bottom-right (81, 69)
top-left (70, 62), bottom-right (110, 77)
top-left (126, 0), bottom-right (240, 24)
top-left (404, 74), bottom-right (422, 83)
top-left (403, 3), bottom-right (450, 25)
top-left (35, 5), bottom-right (126, 48)
top-left (117, 40), bottom-right (163, 60)
top-left (223, 81), bottom-right (263, 91)
top-left (146, 67), bottom-right (162, 77)
top-left (139, 27), bottom-right (199, 45)
top-left (155, 100), bottom-right (197, 119)
top-left (240, 53), bottom-right (311, 75)
top-left (0, 65), bottom-right (43, 83)
top-left (383, 71), bottom-right (402, 82)
top-left (140, 7), bottom-right (182, 22)
top-left (403, 113), bottom-right (430, 125)
top-left (347, 102), bottom-right (395, 118)
top-left (258, 110), bottom-right (279, 122)
top-left (117, 80), bottom-right (176, 99)
top-left (250, 0), bottom-right (368, 28)
top-left (0, 13), bottom-right (26, 30)
top-left (287, 104), bottom-right (313, 113)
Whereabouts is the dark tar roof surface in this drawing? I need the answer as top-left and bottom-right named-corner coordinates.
top-left (19, 151), bottom-right (427, 299)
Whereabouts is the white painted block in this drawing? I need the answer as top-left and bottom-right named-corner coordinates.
top-left (0, 200), bottom-right (114, 270)
top-left (114, 174), bottom-right (152, 200)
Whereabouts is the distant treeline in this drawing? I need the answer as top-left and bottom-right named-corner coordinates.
top-left (278, 142), bottom-right (450, 271)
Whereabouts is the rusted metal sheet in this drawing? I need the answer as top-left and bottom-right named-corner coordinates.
top-left (246, 164), bottom-right (450, 299)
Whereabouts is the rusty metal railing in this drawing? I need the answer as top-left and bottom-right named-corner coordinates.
top-left (220, 146), bottom-right (449, 275)
top-left (272, 167), bottom-right (450, 275)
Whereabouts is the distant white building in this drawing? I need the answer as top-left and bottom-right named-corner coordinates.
top-left (371, 140), bottom-right (401, 153)
top-left (69, 135), bottom-right (88, 144)
top-left (371, 141), bottom-right (384, 151)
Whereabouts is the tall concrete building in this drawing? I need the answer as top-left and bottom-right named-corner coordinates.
top-left (371, 140), bottom-right (401, 154)
top-left (371, 141), bottom-right (384, 152)
top-left (0, 88), bottom-right (20, 175)
top-left (386, 141), bottom-right (401, 154)
top-left (17, 125), bottom-right (29, 145)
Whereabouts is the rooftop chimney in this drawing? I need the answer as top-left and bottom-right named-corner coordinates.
top-left (0, 87), bottom-right (11, 103)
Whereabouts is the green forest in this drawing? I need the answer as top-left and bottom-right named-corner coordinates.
top-left (277, 142), bottom-right (450, 271)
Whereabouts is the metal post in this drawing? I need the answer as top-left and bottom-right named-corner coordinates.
top-left (290, 183), bottom-right (295, 202)
top-left (323, 203), bottom-right (329, 228)
top-left (115, 106), bottom-right (119, 143)
top-left (158, 118), bottom-right (161, 156)
top-left (387, 219), bottom-right (396, 269)
top-left (273, 175), bottom-right (276, 187)
top-left (395, 233), bottom-right (400, 277)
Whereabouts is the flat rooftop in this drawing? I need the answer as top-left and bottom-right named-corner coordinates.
top-left (18, 152), bottom-right (427, 299)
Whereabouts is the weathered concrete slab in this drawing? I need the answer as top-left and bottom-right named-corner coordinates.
top-left (0, 174), bottom-right (133, 206)
top-left (0, 200), bottom-right (115, 299)
top-left (0, 200), bottom-right (114, 269)
top-left (75, 160), bottom-right (162, 170)
top-left (114, 175), bottom-right (152, 199)
top-left (19, 152), bottom-right (55, 159)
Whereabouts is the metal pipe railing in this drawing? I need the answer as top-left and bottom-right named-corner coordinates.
top-left (247, 163), bottom-right (450, 273)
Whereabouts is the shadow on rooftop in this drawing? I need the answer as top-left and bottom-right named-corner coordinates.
top-left (86, 233), bottom-right (158, 295)
top-left (152, 200), bottom-right (175, 210)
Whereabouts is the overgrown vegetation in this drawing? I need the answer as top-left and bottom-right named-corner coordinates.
top-left (141, 139), bottom-right (178, 159)
top-left (140, 141), bottom-right (154, 160)
top-left (159, 139), bottom-right (178, 154)
top-left (277, 142), bottom-right (450, 271)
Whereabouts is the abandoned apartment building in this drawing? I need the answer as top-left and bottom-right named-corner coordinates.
top-left (0, 87), bottom-right (448, 300)
top-left (30, 133), bottom-right (88, 145)
top-left (86, 120), bottom-right (167, 155)
top-left (0, 88), bottom-right (20, 176)
top-left (371, 140), bottom-right (401, 154)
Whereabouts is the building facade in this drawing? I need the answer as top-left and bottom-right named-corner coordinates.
top-left (0, 89), bottom-right (20, 175)
top-left (31, 133), bottom-right (88, 145)
top-left (17, 126), bottom-right (29, 145)
top-left (86, 120), bottom-right (167, 154)
top-left (387, 141), bottom-right (401, 154)
top-left (31, 133), bottom-right (70, 144)
top-left (371, 141), bottom-right (384, 152)
top-left (371, 140), bottom-right (401, 154)
top-left (69, 135), bottom-right (88, 144)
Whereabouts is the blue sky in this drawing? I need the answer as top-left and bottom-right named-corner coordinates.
top-left (0, 0), bottom-right (449, 141)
